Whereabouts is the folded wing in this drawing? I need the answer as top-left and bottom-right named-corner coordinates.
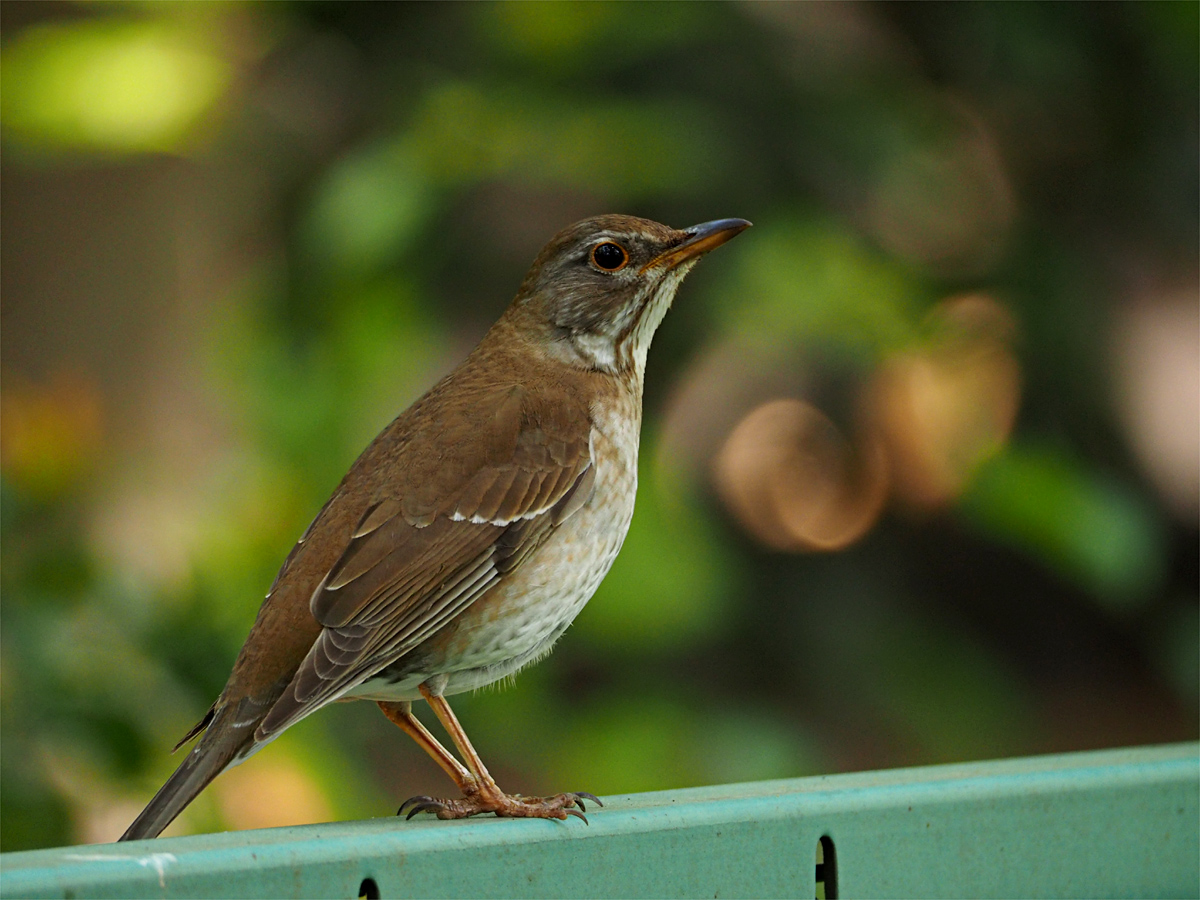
top-left (256, 382), bottom-right (594, 739)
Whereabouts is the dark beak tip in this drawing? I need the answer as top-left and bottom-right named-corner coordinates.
top-left (687, 217), bottom-right (753, 238)
top-left (643, 216), bottom-right (751, 272)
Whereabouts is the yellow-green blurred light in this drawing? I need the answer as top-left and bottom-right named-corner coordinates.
top-left (2, 19), bottom-right (231, 155)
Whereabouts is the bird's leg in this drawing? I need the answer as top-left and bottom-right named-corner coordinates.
top-left (394, 683), bottom-right (599, 822)
top-left (376, 701), bottom-right (478, 794)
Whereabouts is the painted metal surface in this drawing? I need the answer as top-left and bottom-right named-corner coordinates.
top-left (2, 742), bottom-right (1196, 899)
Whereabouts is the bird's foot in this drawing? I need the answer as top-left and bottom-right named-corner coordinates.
top-left (398, 789), bottom-right (601, 823)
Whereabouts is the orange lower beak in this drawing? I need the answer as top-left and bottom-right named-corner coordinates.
top-left (642, 218), bottom-right (752, 273)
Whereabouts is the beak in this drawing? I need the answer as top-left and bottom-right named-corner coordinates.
top-left (642, 218), bottom-right (752, 273)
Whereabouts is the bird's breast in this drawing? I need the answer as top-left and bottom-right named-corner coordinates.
top-left (432, 388), bottom-right (643, 690)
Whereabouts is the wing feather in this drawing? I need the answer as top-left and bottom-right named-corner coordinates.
top-left (254, 379), bottom-right (598, 741)
top-left (272, 541), bottom-right (502, 724)
top-left (497, 469), bottom-right (538, 521)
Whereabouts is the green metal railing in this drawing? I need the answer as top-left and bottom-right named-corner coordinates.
top-left (2, 743), bottom-right (1197, 899)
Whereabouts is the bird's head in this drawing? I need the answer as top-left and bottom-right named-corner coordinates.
top-left (508, 214), bottom-right (751, 375)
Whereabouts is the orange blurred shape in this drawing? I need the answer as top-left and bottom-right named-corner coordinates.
top-left (871, 294), bottom-right (1020, 509)
top-left (0, 372), bottom-right (103, 498)
top-left (213, 753), bottom-right (333, 831)
top-left (714, 398), bottom-right (888, 552)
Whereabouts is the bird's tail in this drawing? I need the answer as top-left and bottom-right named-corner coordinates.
top-left (119, 700), bottom-right (263, 841)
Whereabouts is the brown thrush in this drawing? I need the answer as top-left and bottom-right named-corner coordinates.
top-left (119, 214), bottom-right (750, 840)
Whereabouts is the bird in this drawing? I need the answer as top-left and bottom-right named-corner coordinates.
top-left (119, 213), bottom-right (751, 840)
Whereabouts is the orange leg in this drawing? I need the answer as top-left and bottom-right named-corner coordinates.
top-left (388, 683), bottom-right (600, 822)
top-left (376, 701), bottom-right (477, 793)
top-left (418, 686), bottom-right (497, 786)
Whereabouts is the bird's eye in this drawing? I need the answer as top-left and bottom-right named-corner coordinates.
top-left (591, 241), bottom-right (629, 272)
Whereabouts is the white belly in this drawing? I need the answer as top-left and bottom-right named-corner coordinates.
top-left (351, 394), bottom-right (641, 701)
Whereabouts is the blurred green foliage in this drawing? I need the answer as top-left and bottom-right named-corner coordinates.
top-left (1, 14), bottom-right (231, 155)
top-left (964, 444), bottom-right (1167, 608)
top-left (1, 0), bottom-right (1196, 850)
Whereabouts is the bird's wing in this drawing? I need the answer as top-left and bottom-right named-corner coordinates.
top-left (256, 382), bottom-right (595, 739)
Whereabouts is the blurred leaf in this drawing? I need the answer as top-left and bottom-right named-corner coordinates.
top-left (873, 619), bottom-right (1033, 762)
top-left (719, 217), bottom-right (925, 361)
top-left (796, 579), bottom-right (1033, 763)
top-left (299, 142), bottom-right (433, 279)
top-left (0, 772), bottom-right (71, 853)
top-left (547, 691), bottom-right (813, 795)
top-left (547, 695), bottom-right (694, 795)
top-left (211, 273), bottom-right (444, 496)
top-left (696, 706), bottom-right (820, 784)
top-left (1, 17), bottom-right (232, 155)
top-left (480, 1), bottom-right (712, 69)
top-left (407, 81), bottom-right (725, 197)
top-left (1148, 600), bottom-right (1200, 704)
top-left (1135, 0), bottom-right (1199, 78)
top-left (962, 443), bottom-right (1167, 609)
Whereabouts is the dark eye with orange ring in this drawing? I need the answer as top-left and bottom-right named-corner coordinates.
top-left (591, 241), bottom-right (629, 271)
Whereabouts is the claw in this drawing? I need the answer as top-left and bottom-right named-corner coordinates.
top-left (397, 788), bottom-right (596, 824)
top-left (563, 807), bottom-right (589, 824)
top-left (397, 795), bottom-right (435, 816)
top-left (398, 796), bottom-right (444, 819)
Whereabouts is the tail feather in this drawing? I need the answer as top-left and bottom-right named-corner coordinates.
top-left (172, 704), bottom-right (215, 753)
top-left (119, 701), bottom-right (263, 842)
